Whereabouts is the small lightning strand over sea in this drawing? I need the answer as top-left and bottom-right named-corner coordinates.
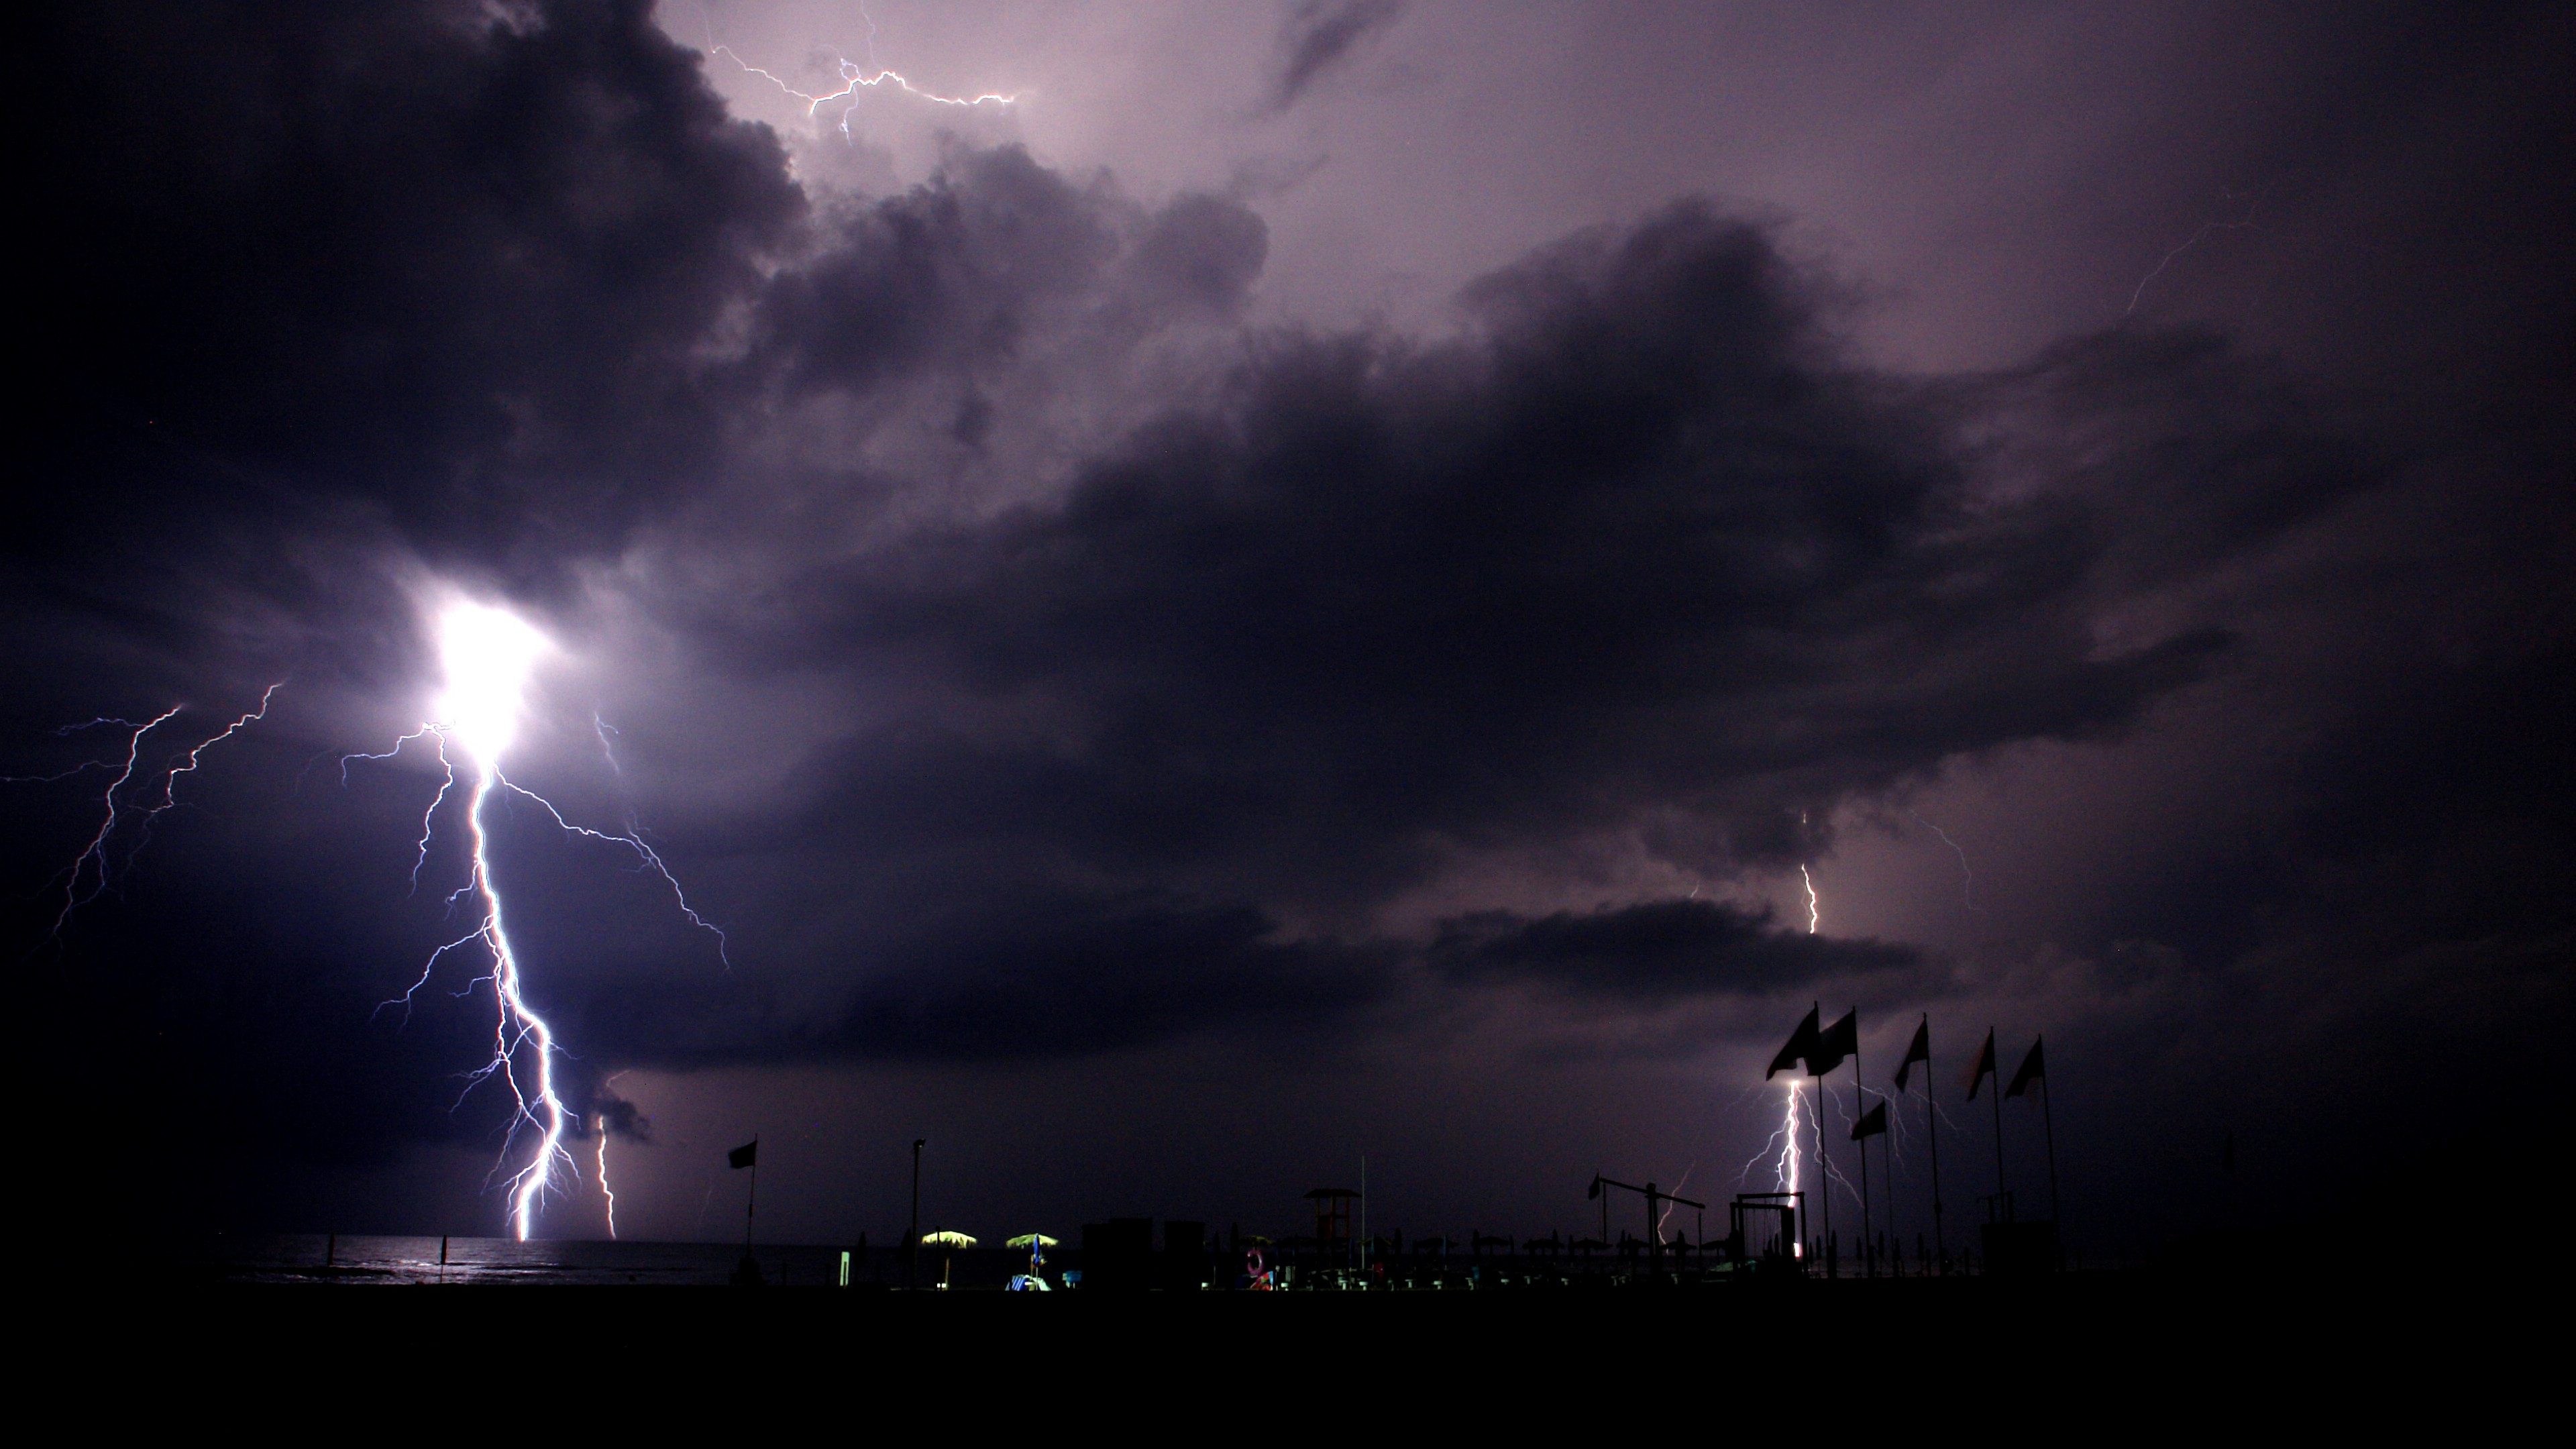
top-left (7, 687), bottom-right (282, 951)
top-left (596, 1112), bottom-right (619, 1240)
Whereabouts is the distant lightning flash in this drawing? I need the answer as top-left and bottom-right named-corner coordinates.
top-left (1909, 810), bottom-right (1978, 913)
top-left (2125, 185), bottom-right (2271, 317)
top-left (1799, 863), bottom-right (1820, 934)
top-left (11, 686), bottom-right (282, 951)
top-left (708, 7), bottom-right (1018, 143)
top-left (596, 1112), bottom-right (619, 1240)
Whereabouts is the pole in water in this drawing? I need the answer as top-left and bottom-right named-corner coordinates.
top-left (439, 1234), bottom-right (449, 1267)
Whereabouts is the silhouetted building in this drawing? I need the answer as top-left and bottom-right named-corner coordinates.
top-left (1982, 1220), bottom-right (2060, 1277)
top-left (1162, 1220), bottom-right (1210, 1291)
top-left (1081, 1218), bottom-right (1155, 1291)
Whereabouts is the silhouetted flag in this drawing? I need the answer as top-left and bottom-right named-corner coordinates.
top-left (2005, 1037), bottom-right (2046, 1099)
top-left (1768, 1008), bottom-right (1823, 1079)
top-left (1851, 1101), bottom-right (1889, 1140)
top-left (1965, 1029), bottom-right (1998, 1101)
top-left (1811, 1010), bottom-right (1858, 1075)
top-left (1894, 1018), bottom-right (1931, 1090)
top-left (729, 1139), bottom-right (758, 1170)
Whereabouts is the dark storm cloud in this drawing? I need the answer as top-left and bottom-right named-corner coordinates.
top-left (748, 148), bottom-right (1269, 396)
top-left (824, 895), bottom-right (1395, 1061)
top-left (1429, 899), bottom-right (1919, 1004)
top-left (14, 0), bottom-right (2561, 1247)
top-left (1269, 0), bottom-right (1404, 113)
top-left (759, 203), bottom-right (2321, 914)
top-left (21, 0), bottom-right (800, 580)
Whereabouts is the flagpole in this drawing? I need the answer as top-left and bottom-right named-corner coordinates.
top-left (1989, 1030), bottom-right (2008, 1222)
top-left (743, 1136), bottom-right (759, 1254)
top-left (1851, 1028), bottom-right (1869, 1277)
top-left (1923, 1015), bottom-right (1945, 1273)
top-left (2039, 1039), bottom-right (2061, 1259)
top-left (1812, 1002), bottom-right (1831, 1275)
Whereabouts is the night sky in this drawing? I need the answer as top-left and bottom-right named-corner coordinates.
top-left (11, 1), bottom-right (2570, 1252)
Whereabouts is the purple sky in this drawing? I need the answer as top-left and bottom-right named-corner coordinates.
top-left (9, 1), bottom-right (2569, 1252)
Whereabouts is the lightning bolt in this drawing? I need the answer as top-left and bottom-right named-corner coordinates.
top-left (9, 686), bottom-right (282, 951)
top-left (596, 1111), bottom-right (618, 1240)
top-left (2124, 184), bottom-right (2271, 317)
top-left (706, 6), bottom-right (1019, 144)
top-left (1800, 863), bottom-right (1820, 934)
top-left (1738, 1077), bottom-right (1807, 1258)
top-left (1909, 810), bottom-right (1978, 912)
top-left (350, 598), bottom-right (726, 1241)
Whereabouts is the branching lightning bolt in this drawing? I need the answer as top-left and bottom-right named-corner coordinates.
top-left (16, 607), bottom-right (715, 1243)
top-left (706, 5), bottom-right (1018, 143)
top-left (347, 601), bottom-right (727, 1240)
top-left (1739, 1077), bottom-right (1807, 1257)
top-left (11, 686), bottom-right (282, 951)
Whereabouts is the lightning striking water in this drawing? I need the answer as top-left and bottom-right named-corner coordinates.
top-left (596, 1112), bottom-right (619, 1240)
top-left (14, 637), bottom-right (704, 1243)
top-left (356, 600), bottom-right (727, 1240)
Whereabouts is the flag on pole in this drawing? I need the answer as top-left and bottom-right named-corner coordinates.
top-left (1850, 1101), bottom-right (1889, 1140)
top-left (1894, 1018), bottom-right (1931, 1090)
top-left (1810, 1010), bottom-right (1858, 1075)
top-left (1964, 1028), bottom-right (1998, 1101)
top-left (1768, 1007), bottom-right (1822, 1079)
top-left (2006, 1036), bottom-right (2047, 1099)
top-left (729, 1138), bottom-right (759, 1169)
